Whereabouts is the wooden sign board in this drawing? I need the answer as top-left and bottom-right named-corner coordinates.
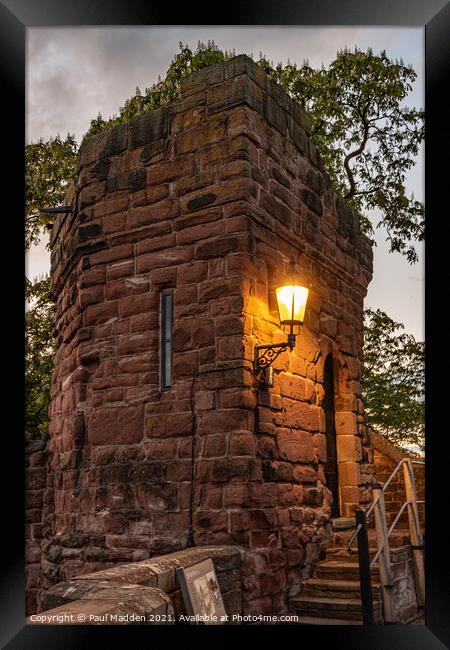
top-left (176, 559), bottom-right (227, 624)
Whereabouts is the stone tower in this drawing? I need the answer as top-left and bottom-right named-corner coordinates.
top-left (43, 55), bottom-right (374, 615)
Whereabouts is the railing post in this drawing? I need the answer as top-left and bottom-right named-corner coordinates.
top-left (403, 459), bottom-right (425, 607)
top-left (372, 481), bottom-right (395, 623)
top-left (355, 508), bottom-right (374, 624)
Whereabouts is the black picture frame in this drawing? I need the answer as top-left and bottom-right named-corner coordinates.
top-left (3, 1), bottom-right (449, 647)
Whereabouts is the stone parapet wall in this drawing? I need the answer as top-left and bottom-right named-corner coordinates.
top-left (38, 55), bottom-right (374, 616)
top-left (29, 546), bottom-right (242, 624)
top-left (372, 432), bottom-right (425, 528)
top-left (28, 542), bottom-right (420, 625)
top-left (389, 544), bottom-right (421, 623)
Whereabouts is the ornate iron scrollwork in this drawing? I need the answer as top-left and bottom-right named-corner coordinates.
top-left (253, 342), bottom-right (289, 383)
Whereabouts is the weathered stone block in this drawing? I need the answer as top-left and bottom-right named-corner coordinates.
top-left (203, 433), bottom-right (227, 458)
top-left (229, 432), bottom-right (257, 457)
top-left (127, 199), bottom-right (179, 229)
top-left (277, 429), bottom-right (313, 463)
top-left (137, 247), bottom-right (192, 274)
top-left (336, 435), bottom-right (362, 462)
top-left (281, 400), bottom-right (321, 432)
top-left (278, 374), bottom-right (315, 403)
top-left (146, 412), bottom-right (193, 438)
top-left (88, 405), bottom-right (144, 445)
top-left (319, 313), bottom-right (338, 339)
top-left (338, 461), bottom-right (361, 487)
top-left (335, 411), bottom-right (359, 436)
top-left (259, 190), bottom-right (293, 228)
top-left (129, 108), bottom-right (168, 148)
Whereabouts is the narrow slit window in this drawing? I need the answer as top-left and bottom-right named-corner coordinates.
top-left (160, 290), bottom-right (173, 390)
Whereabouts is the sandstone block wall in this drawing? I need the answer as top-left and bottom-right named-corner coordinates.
top-left (25, 439), bottom-right (48, 614)
top-left (35, 55), bottom-right (374, 616)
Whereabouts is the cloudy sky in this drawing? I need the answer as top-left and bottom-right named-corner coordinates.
top-left (26, 26), bottom-right (424, 339)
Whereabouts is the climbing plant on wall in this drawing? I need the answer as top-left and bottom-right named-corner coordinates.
top-left (84, 41), bottom-right (232, 140)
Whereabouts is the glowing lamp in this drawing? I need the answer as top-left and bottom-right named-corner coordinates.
top-left (276, 285), bottom-right (309, 328)
top-left (253, 283), bottom-right (310, 386)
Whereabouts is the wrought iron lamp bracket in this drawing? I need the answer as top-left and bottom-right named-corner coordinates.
top-left (254, 342), bottom-right (288, 373)
top-left (253, 333), bottom-right (297, 385)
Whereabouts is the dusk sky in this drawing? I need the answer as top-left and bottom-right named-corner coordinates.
top-left (26, 27), bottom-right (424, 340)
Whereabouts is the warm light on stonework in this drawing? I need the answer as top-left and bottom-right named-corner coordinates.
top-left (276, 285), bottom-right (309, 326)
top-left (253, 284), bottom-right (309, 385)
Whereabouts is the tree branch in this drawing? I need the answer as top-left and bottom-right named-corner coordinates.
top-left (343, 105), bottom-right (371, 199)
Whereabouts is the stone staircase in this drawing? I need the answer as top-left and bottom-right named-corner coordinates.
top-left (290, 519), bottom-right (411, 625)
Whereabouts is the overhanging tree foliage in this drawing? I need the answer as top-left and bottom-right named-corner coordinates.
top-left (362, 308), bottom-right (424, 450)
top-left (25, 134), bottom-right (77, 251)
top-left (25, 276), bottom-right (56, 440)
top-left (25, 135), bottom-right (77, 439)
top-left (258, 48), bottom-right (424, 262)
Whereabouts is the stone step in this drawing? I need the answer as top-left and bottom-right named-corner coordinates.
top-left (290, 595), bottom-right (383, 621)
top-left (315, 560), bottom-right (380, 581)
top-left (331, 529), bottom-right (410, 549)
top-left (331, 517), bottom-right (355, 531)
top-left (373, 532), bottom-right (410, 548)
top-left (325, 546), bottom-right (378, 562)
top-left (325, 546), bottom-right (405, 562)
top-left (303, 578), bottom-right (381, 599)
top-left (325, 544), bottom-right (413, 567)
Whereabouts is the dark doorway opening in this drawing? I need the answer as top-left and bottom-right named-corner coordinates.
top-left (323, 355), bottom-right (340, 518)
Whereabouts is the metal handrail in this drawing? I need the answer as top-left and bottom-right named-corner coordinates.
top-left (364, 459), bottom-right (405, 520)
top-left (347, 524), bottom-right (362, 552)
top-left (347, 457), bottom-right (424, 552)
top-left (347, 456), bottom-right (425, 624)
top-left (370, 501), bottom-right (409, 569)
